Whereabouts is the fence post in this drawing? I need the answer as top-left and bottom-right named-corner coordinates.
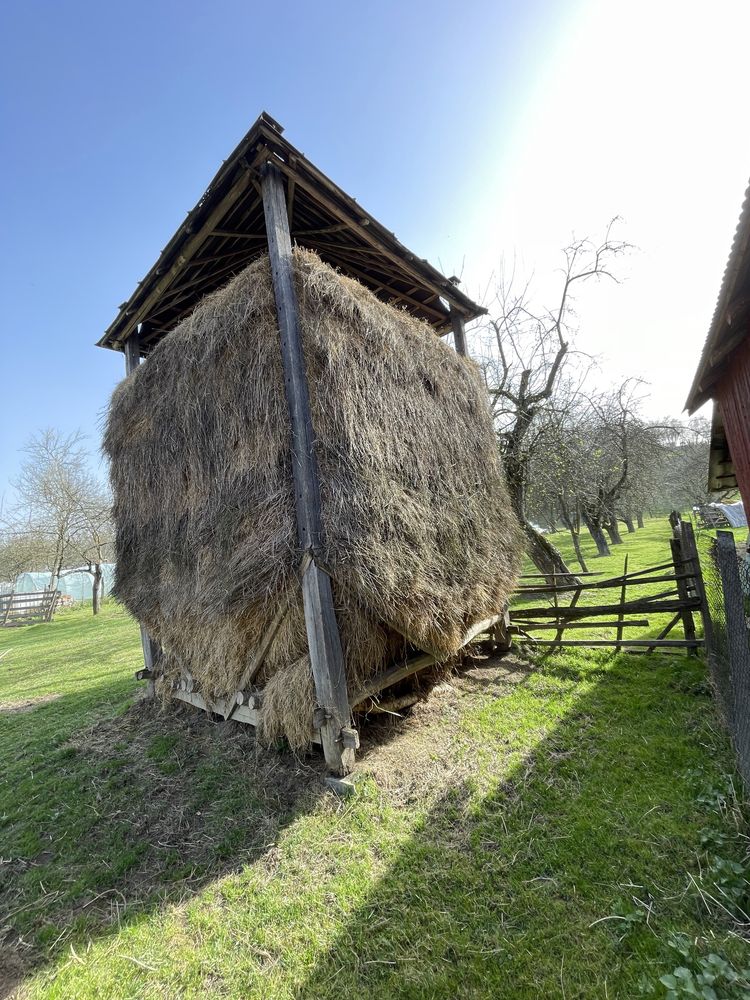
top-left (715, 532), bottom-right (750, 742)
top-left (616, 554), bottom-right (628, 648)
top-left (669, 534), bottom-right (697, 652)
top-left (677, 518), bottom-right (714, 660)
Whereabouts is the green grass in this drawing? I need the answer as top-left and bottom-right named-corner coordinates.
top-left (1, 519), bottom-right (749, 998)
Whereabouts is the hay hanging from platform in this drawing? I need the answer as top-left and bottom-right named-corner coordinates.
top-left (104, 249), bottom-right (524, 747)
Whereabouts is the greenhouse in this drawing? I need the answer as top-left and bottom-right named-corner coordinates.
top-left (14, 565), bottom-right (115, 602)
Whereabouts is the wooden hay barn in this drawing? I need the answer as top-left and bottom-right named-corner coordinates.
top-left (686, 177), bottom-right (750, 509)
top-left (99, 112), bottom-right (521, 778)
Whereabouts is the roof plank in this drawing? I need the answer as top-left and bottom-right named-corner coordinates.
top-left (98, 113), bottom-right (484, 353)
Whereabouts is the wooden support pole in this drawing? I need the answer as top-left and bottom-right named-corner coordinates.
top-left (123, 328), bottom-right (162, 698)
top-left (261, 162), bottom-right (354, 776)
top-left (450, 307), bottom-right (468, 357)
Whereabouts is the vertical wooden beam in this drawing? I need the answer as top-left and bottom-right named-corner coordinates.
top-left (123, 328), bottom-right (162, 698)
top-left (261, 162), bottom-right (354, 776)
top-left (670, 535), bottom-right (697, 651)
top-left (450, 307), bottom-right (468, 357)
top-left (679, 519), bottom-right (714, 657)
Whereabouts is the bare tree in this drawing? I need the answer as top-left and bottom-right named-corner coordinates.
top-left (0, 530), bottom-right (48, 591)
top-left (478, 221), bottom-right (630, 579)
top-left (576, 381), bottom-right (667, 553)
top-left (7, 429), bottom-right (111, 611)
top-left (70, 492), bottom-right (113, 614)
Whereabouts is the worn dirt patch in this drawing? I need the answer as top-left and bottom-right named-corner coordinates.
top-left (356, 652), bottom-right (533, 805)
top-left (0, 694), bottom-right (61, 715)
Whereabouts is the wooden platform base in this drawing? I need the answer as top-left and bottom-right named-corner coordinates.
top-left (172, 688), bottom-right (322, 745)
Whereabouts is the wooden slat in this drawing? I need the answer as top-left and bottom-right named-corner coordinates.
top-left (516, 639), bottom-right (703, 648)
top-left (351, 652), bottom-right (436, 707)
top-left (516, 619), bottom-right (650, 631)
top-left (511, 597), bottom-right (700, 619)
top-left (173, 689), bottom-right (322, 745)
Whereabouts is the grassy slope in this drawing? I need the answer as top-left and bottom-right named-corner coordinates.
top-left (0, 518), bottom-right (748, 999)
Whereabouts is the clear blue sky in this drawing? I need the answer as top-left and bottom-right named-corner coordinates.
top-left (4, 0), bottom-right (750, 506)
top-left (0, 0), bottom-right (570, 498)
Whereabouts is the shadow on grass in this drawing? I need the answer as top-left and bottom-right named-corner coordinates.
top-left (0, 650), bottom-right (737, 999)
top-left (0, 680), bottom-right (324, 998)
top-left (295, 653), bottom-right (734, 999)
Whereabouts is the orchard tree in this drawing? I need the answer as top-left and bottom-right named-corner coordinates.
top-left (478, 221), bottom-right (630, 579)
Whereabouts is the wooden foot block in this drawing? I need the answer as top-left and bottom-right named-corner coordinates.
top-left (324, 772), bottom-right (360, 797)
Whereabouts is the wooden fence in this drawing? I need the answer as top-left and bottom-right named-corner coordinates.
top-left (0, 590), bottom-right (60, 628)
top-left (508, 515), bottom-right (709, 652)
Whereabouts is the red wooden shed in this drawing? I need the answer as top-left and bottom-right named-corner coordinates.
top-left (686, 181), bottom-right (750, 507)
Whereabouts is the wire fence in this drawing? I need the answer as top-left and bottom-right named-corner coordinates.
top-left (700, 529), bottom-right (750, 789)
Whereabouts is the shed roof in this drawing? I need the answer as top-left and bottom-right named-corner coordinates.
top-left (686, 178), bottom-right (750, 413)
top-left (98, 113), bottom-right (485, 355)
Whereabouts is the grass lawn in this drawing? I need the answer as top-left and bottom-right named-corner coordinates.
top-left (1, 516), bottom-right (749, 998)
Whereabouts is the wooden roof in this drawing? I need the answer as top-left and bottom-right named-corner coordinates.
top-left (686, 177), bottom-right (750, 413)
top-left (98, 112), bottom-right (485, 354)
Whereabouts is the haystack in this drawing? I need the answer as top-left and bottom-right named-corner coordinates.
top-left (104, 249), bottom-right (524, 748)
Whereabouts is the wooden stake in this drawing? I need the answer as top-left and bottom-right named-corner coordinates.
top-left (261, 162), bottom-right (354, 776)
top-left (616, 554), bottom-right (628, 648)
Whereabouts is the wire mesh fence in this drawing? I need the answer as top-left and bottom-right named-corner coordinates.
top-left (701, 530), bottom-right (750, 789)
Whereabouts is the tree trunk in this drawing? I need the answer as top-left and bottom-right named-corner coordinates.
top-left (524, 523), bottom-right (579, 584)
top-left (507, 474), bottom-right (578, 584)
top-left (590, 524), bottom-right (611, 557)
top-left (92, 564), bottom-right (102, 615)
top-left (604, 515), bottom-right (623, 545)
top-left (622, 515), bottom-right (635, 533)
top-left (50, 551), bottom-right (64, 593)
top-left (582, 508), bottom-right (611, 557)
top-left (558, 498), bottom-right (589, 574)
top-left (569, 529), bottom-right (589, 573)
top-left (636, 511), bottom-right (644, 529)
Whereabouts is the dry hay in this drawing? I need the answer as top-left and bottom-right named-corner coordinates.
top-left (104, 249), bottom-right (524, 748)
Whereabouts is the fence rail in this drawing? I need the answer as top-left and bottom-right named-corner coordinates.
top-left (509, 519), bottom-right (705, 652)
top-left (0, 590), bottom-right (60, 627)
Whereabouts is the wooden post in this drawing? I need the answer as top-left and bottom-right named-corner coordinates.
top-left (123, 329), bottom-right (162, 698)
top-left (670, 535), bottom-right (697, 651)
top-left (715, 531), bottom-right (750, 741)
top-left (261, 162), bottom-right (354, 776)
top-left (679, 518), bottom-right (714, 658)
top-left (616, 554), bottom-right (628, 648)
top-left (450, 307), bottom-right (468, 357)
